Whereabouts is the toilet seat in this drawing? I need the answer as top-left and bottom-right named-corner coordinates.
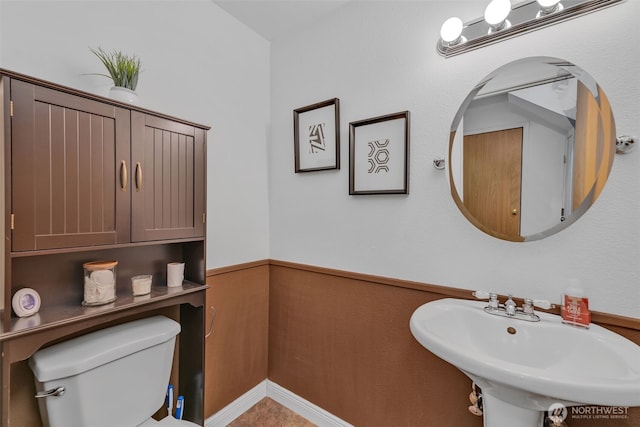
top-left (139, 416), bottom-right (201, 427)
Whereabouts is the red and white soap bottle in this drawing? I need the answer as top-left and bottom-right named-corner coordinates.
top-left (561, 287), bottom-right (590, 328)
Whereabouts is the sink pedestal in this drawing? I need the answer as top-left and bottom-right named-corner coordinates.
top-left (483, 392), bottom-right (543, 427)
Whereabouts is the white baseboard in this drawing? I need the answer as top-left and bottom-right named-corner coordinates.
top-left (205, 381), bottom-right (267, 427)
top-left (205, 380), bottom-right (352, 427)
top-left (266, 381), bottom-right (353, 427)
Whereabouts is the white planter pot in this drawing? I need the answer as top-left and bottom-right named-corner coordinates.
top-left (109, 86), bottom-right (138, 104)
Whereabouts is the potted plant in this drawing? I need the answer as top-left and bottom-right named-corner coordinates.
top-left (90, 47), bottom-right (141, 104)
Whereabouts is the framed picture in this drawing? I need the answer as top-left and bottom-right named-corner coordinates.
top-left (294, 98), bottom-right (340, 172)
top-left (349, 111), bottom-right (410, 195)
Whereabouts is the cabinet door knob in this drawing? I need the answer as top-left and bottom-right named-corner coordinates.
top-left (512, 209), bottom-right (518, 216)
top-left (120, 160), bottom-right (127, 192)
top-left (135, 162), bottom-right (143, 192)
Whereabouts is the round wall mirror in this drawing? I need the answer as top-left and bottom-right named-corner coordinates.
top-left (448, 57), bottom-right (616, 242)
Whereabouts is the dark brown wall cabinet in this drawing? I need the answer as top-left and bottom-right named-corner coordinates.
top-left (10, 81), bottom-right (205, 252)
top-left (0, 69), bottom-right (209, 427)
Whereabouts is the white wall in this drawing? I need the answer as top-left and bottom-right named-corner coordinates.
top-left (269, 1), bottom-right (640, 318)
top-left (0, 0), bottom-right (271, 270)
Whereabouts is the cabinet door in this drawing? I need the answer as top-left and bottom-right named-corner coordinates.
top-left (10, 80), bottom-right (130, 251)
top-left (131, 112), bottom-right (205, 242)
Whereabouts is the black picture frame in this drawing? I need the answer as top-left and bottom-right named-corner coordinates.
top-left (294, 98), bottom-right (340, 173)
top-left (349, 111), bottom-right (410, 195)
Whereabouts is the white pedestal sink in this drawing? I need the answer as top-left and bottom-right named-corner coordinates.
top-left (409, 298), bottom-right (640, 427)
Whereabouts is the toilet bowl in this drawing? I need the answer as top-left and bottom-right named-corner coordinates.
top-left (29, 316), bottom-right (200, 427)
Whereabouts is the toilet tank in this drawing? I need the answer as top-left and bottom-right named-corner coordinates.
top-left (29, 316), bottom-right (181, 427)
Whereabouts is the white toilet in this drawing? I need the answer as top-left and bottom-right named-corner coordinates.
top-left (29, 316), bottom-right (200, 427)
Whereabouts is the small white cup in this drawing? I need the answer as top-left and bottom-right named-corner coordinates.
top-left (131, 274), bottom-right (152, 296)
top-left (167, 262), bottom-right (185, 287)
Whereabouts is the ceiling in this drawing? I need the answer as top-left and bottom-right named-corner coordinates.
top-left (212, 0), bottom-right (352, 41)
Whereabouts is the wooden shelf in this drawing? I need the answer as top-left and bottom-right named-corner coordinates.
top-left (1, 282), bottom-right (207, 340)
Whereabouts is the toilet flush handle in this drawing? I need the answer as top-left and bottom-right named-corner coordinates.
top-left (35, 386), bottom-right (66, 399)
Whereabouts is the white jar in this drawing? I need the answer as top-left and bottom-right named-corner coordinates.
top-left (83, 260), bottom-right (118, 305)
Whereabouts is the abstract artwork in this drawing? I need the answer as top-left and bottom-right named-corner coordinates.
top-left (349, 111), bottom-right (409, 195)
top-left (294, 98), bottom-right (340, 172)
top-left (308, 123), bottom-right (326, 154)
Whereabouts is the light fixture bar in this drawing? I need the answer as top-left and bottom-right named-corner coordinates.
top-left (437, 0), bottom-right (625, 58)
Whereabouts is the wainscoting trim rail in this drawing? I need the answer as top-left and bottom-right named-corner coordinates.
top-left (206, 259), bottom-right (269, 277)
top-left (205, 380), bottom-right (351, 427)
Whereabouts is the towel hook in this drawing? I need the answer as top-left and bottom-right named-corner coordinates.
top-left (616, 135), bottom-right (637, 154)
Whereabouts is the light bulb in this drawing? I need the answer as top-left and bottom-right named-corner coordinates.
top-left (537, 0), bottom-right (561, 9)
top-left (484, 0), bottom-right (512, 29)
top-left (537, 0), bottom-right (563, 15)
top-left (440, 17), bottom-right (464, 44)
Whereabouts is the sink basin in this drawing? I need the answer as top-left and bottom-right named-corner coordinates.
top-left (410, 298), bottom-right (640, 427)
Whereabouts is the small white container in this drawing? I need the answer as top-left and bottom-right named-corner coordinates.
top-left (167, 262), bottom-right (185, 287)
top-left (131, 275), bottom-right (152, 296)
top-left (83, 260), bottom-right (118, 306)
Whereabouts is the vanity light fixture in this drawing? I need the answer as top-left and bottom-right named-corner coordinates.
top-left (437, 0), bottom-right (624, 58)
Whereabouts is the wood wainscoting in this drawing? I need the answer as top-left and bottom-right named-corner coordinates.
top-left (206, 260), bottom-right (640, 426)
top-left (268, 261), bottom-right (483, 427)
top-left (205, 261), bottom-right (270, 417)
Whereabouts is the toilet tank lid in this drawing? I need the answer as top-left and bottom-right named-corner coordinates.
top-left (29, 316), bottom-right (181, 382)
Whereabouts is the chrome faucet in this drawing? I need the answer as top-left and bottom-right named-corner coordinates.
top-left (504, 295), bottom-right (517, 316)
top-left (473, 291), bottom-right (553, 322)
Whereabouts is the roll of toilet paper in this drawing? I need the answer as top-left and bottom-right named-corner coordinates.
top-left (167, 262), bottom-right (185, 287)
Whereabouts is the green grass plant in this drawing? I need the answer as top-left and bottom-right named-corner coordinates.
top-left (90, 47), bottom-right (141, 91)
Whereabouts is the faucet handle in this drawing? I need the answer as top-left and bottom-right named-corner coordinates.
top-left (473, 291), bottom-right (499, 308)
top-left (488, 293), bottom-right (499, 308)
top-left (523, 298), bottom-right (535, 314)
top-left (523, 298), bottom-right (553, 313)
